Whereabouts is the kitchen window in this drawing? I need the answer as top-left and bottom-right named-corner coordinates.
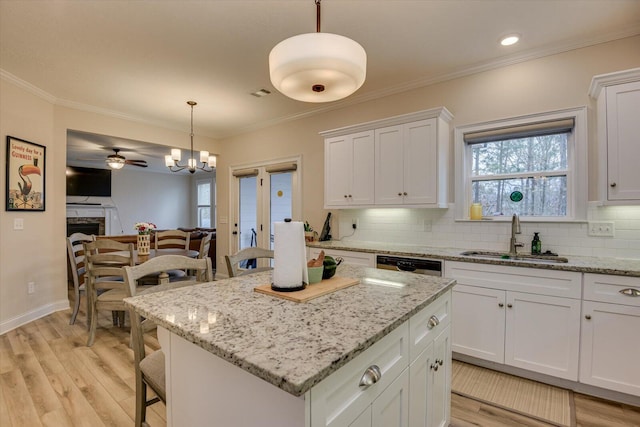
top-left (455, 107), bottom-right (587, 221)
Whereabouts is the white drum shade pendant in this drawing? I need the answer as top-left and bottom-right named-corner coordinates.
top-left (269, 0), bottom-right (366, 103)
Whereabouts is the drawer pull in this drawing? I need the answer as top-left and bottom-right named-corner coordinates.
top-left (585, 314), bottom-right (591, 320)
top-left (359, 365), bottom-right (382, 388)
top-left (498, 302), bottom-right (504, 308)
top-left (427, 315), bottom-right (440, 330)
top-left (430, 362), bottom-right (439, 372)
top-left (619, 288), bottom-right (640, 297)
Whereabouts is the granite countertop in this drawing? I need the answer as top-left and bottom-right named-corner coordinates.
top-left (308, 241), bottom-right (640, 277)
top-left (124, 264), bottom-right (455, 397)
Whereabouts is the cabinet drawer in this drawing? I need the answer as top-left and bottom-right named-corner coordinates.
top-left (584, 273), bottom-right (640, 306)
top-left (309, 248), bottom-right (376, 267)
top-left (310, 322), bottom-right (409, 427)
top-left (445, 261), bottom-right (582, 299)
top-left (409, 290), bottom-right (451, 361)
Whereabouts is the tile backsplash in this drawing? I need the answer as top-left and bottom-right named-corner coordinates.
top-left (335, 204), bottom-right (640, 259)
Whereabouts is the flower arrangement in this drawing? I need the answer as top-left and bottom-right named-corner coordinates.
top-left (134, 222), bottom-right (156, 235)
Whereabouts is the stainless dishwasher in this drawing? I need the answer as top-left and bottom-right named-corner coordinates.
top-left (376, 255), bottom-right (442, 276)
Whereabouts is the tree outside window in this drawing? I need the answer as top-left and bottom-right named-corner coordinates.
top-left (470, 134), bottom-right (569, 217)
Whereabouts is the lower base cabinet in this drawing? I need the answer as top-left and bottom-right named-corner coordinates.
top-left (447, 262), bottom-right (581, 381)
top-left (409, 325), bottom-right (451, 427)
top-left (579, 273), bottom-right (640, 397)
top-left (310, 290), bottom-right (452, 427)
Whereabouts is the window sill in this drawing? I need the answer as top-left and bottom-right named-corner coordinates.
top-left (455, 218), bottom-right (588, 224)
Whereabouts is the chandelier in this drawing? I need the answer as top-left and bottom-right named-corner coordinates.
top-left (165, 101), bottom-right (216, 174)
top-left (268, 0), bottom-right (367, 103)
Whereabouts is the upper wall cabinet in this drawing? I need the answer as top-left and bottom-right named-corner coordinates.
top-left (324, 131), bottom-right (375, 207)
top-left (321, 108), bottom-right (453, 209)
top-left (590, 68), bottom-right (640, 205)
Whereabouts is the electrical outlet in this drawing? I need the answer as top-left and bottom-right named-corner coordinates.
top-left (27, 281), bottom-right (35, 294)
top-left (352, 219), bottom-right (358, 229)
top-left (588, 221), bottom-right (615, 237)
top-left (14, 218), bottom-right (24, 230)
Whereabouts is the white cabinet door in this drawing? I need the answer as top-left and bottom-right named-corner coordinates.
top-left (408, 341), bottom-right (434, 427)
top-left (374, 125), bottom-right (404, 205)
top-left (375, 120), bottom-right (438, 206)
top-left (605, 81), bottom-right (640, 201)
top-left (324, 131), bottom-right (374, 207)
top-left (350, 407), bottom-right (372, 427)
top-left (580, 301), bottom-right (640, 396)
top-left (504, 292), bottom-right (581, 380)
top-left (408, 325), bottom-right (451, 427)
top-left (325, 135), bottom-right (352, 206)
top-left (429, 326), bottom-right (451, 427)
top-left (372, 368), bottom-right (410, 427)
top-left (403, 119), bottom-right (437, 205)
top-left (452, 284), bottom-right (505, 363)
top-left (351, 132), bottom-right (376, 205)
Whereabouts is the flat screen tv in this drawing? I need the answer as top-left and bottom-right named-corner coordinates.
top-left (66, 166), bottom-right (112, 197)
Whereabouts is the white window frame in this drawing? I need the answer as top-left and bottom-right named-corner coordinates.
top-left (195, 173), bottom-right (215, 228)
top-left (454, 107), bottom-right (587, 222)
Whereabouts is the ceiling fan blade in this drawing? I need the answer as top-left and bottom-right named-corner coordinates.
top-left (125, 160), bottom-right (148, 167)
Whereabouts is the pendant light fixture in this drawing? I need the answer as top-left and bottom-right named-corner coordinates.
top-left (269, 0), bottom-right (366, 103)
top-left (165, 101), bottom-right (216, 174)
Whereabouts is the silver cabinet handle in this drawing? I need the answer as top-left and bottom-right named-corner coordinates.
top-left (619, 288), bottom-right (640, 297)
top-left (610, 182), bottom-right (617, 187)
top-left (403, 192), bottom-right (408, 196)
top-left (427, 315), bottom-right (440, 330)
top-left (507, 303), bottom-right (513, 308)
top-left (498, 302), bottom-right (504, 307)
top-left (359, 365), bottom-right (382, 388)
top-left (344, 195), bottom-right (348, 198)
top-left (430, 362), bottom-right (439, 372)
top-left (398, 192), bottom-right (402, 196)
top-left (585, 314), bottom-right (591, 320)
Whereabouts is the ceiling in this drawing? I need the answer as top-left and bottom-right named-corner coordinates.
top-left (2, 0), bottom-right (639, 171)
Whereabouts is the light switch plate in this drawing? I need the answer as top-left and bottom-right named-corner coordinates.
top-left (14, 218), bottom-right (24, 230)
top-left (588, 221), bottom-right (615, 237)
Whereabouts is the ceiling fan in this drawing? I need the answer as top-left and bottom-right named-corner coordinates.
top-left (104, 148), bottom-right (148, 169)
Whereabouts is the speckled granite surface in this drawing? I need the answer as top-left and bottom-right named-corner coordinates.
top-left (308, 241), bottom-right (640, 277)
top-left (124, 265), bottom-right (454, 397)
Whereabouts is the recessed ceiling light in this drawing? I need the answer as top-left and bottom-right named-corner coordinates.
top-left (500, 34), bottom-right (520, 46)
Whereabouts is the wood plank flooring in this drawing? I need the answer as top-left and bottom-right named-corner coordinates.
top-left (1, 304), bottom-right (639, 426)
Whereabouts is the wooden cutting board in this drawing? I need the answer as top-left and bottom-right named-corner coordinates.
top-left (254, 276), bottom-right (360, 303)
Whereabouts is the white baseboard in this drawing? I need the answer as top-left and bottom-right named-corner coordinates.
top-left (0, 300), bottom-right (69, 335)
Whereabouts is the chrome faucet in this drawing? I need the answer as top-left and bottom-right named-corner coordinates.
top-left (509, 213), bottom-right (524, 256)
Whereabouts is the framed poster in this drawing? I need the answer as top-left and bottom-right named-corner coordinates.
top-left (6, 136), bottom-right (46, 211)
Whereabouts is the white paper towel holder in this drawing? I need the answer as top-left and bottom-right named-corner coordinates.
top-left (271, 218), bottom-right (307, 292)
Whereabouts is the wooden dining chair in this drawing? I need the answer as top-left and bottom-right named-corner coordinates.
top-left (225, 247), bottom-right (274, 278)
top-left (124, 255), bottom-right (213, 427)
top-left (66, 232), bottom-right (95, 325)
top-left (154, 229), bottom-right (190, 250)
top-left (83, 239), bottom-right (152, 346)
top-left (198, 232), bottom-right (213, 259)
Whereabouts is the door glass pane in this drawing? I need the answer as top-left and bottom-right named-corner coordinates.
top-left (239, 176), bottom-right (257, 250)
top-left (269, 172), bottom-right (293, 250)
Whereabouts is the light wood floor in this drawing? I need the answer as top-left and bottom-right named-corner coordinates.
top-left (1, 305), bottom-right (639, 427)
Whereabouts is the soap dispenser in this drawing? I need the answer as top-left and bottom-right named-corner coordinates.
top-left (531, 232), bottom-right (542, 255)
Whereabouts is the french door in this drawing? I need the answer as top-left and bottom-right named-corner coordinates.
top-left (230, 158), bottom-right (301, 256)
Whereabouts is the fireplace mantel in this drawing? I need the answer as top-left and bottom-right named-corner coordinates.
top-left (66, 205), bottom-right (115, 235)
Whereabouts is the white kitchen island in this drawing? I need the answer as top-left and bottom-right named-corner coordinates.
top-left (125, 264), bottom-right (455, 427)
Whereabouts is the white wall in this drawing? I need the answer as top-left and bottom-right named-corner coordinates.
top-left (111, 168), bottom-right (192, 233)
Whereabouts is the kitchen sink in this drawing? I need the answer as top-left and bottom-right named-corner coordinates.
top-left (460, 250), bottom-right (569, 264)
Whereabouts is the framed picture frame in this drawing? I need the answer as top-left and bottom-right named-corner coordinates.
top-left (6, 136), bottom-right (46, 211)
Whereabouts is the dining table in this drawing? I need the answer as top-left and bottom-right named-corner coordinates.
top-left (132, 248), bottom-right (199, 284)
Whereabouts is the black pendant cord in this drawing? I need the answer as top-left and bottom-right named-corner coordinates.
top-left (316, 0), bottom-right (321, 33)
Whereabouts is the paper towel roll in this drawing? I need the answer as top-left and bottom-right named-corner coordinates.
top-left (272, 220), bottom-right (308, 292)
